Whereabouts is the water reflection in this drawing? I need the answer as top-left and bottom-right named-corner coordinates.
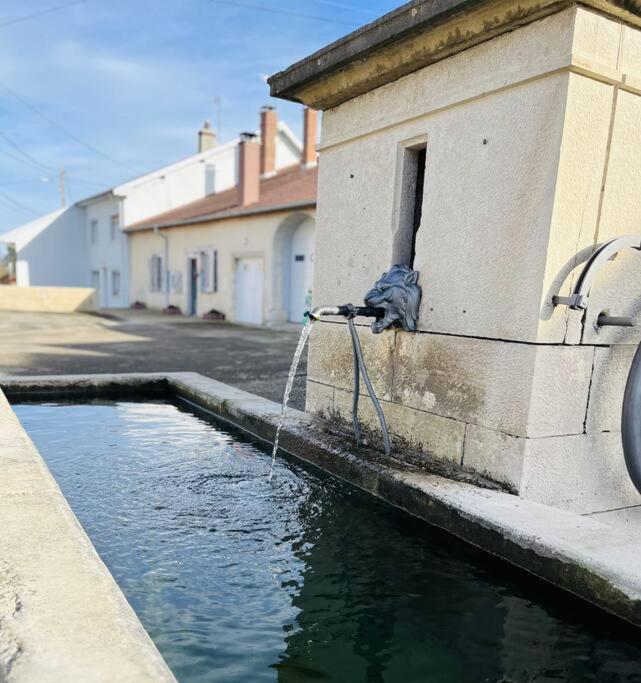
top-left (278, 473), bottom-right (641, 682)
top-left (14, 400), bottom-right (641, 683)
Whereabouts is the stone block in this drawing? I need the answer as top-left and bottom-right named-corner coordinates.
top-left (586, 345), bottom-right (636, 433)
top-left (333, 388), bottom-right (465, 464)
top-left (620, 25), bottom-right (641, 78)
top-left (583, 90), bottom-right (641, 345)
top-left (392, 332), bottom-right (592, 437)
top-left (521, 432), bottom-right (641, 513)
top-left (528, 344), bottom-right (594, 436)
top-left (572, 7), bottom-right (622, 71)
top-left (413, 73), bottom-right (568, 343)
top-left (305, 380), bottom-right (334, 418)
top-left (538, 73), bottom-right (614, 343)
top-left (307, 321), bottom-right (395, 400)
top-left (462, 424), bottom-right (526, 492)
top-left (312, 139), bottom-right (397, 310)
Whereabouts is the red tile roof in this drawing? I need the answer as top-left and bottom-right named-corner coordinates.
top-left (125, 163), bottom-right (317, 232)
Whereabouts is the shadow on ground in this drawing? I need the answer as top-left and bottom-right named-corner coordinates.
top-left (0, 311), bottom-right (308, 409)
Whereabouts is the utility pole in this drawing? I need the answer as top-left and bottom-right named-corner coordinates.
top-left (59, 169), bottom-right (66, 208)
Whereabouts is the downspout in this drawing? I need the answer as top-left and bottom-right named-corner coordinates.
top-left (118, 196), bottom-right (128, 306)
top-left (153, 225), bottom-right (170, 309)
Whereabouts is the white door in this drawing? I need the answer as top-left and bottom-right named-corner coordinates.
top-left (235, 257), bottom-right (263, 324)
top-left (288, 221), bottom-right (314, 323)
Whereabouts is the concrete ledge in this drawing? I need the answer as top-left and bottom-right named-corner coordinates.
top-left (3, 372), bottom-right (641, 629)
top-left (0, 285), bottom-right (96, 313)
top-left (0, 383), bottom-right (175, 682)
top-left (268, 0), bottom-right (641, 109)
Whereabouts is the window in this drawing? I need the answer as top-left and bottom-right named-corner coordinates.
top-left (205, 164), bottom-right (216, 195)
top-left (91, 270), bottom-right (100, 292)
top-left (110, 215), bottom-right (119, 241)
top-left (200, 251), bottom-right (210, 292)
top-left (392, 139), bottom-right (427, 268)
top-left (150, 255), bottom-right (163, 292)
top-left (90, 219), bottom-right (99, 245)
top-left (409, 147), bottom-right (427, 266)
top-left (199, 249), bottom-right (218, 292)
top-left (111, 270), bottom-right (120, 297)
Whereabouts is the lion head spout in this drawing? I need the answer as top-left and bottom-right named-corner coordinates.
top-left (363, 264), bottom-right (422, 334)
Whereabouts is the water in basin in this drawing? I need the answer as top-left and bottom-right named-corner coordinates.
top-left (14, 400), bottom-right (641, 682)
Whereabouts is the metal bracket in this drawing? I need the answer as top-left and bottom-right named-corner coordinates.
top-left (552, 235), bottom-right (641, 312)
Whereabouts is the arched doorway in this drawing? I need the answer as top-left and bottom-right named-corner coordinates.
top-left (288, 219), bottom-right (314, 322)
top-left (271, 213), bottom-right (315, 324)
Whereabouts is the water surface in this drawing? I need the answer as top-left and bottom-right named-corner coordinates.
top-left (15, 400), bottom-right (641, 683)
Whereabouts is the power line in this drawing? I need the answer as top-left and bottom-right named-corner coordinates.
top-left (306, 0), bottom-right (380, 15)
top-left (210, 0), bottom-right (360, 26)
top-left (0, 131), bottom-right (56, 173)
top-left (0, 0), bottom-right (87, 30)
top-left (0, 147), bottom-right (53, 173)
top-left (0, 191), bottom-right (40, 217)
top-left (0, 179), bottom-right (51, 187)
top-left (0, 146), bottom-right (109, 191)
top-left (0, 79), bottom-right (142, 174)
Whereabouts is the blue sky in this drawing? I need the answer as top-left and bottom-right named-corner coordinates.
top-left (0, 0), bottom-right (399, 233)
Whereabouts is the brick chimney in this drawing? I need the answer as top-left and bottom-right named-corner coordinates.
top-left (302, 108), bottom-right (318, 168)
top-left (198, 120), bottom-right (217, 153)
top-left (238, 133), bottom-right (260, 206)
top-left (260, 106), bottom-right (277, 177)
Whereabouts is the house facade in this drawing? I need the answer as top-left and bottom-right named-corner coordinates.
top-left (126, 108), bottom-right (317, 325)
top-left (0, 206), bottom-right (86, 288)
top-left (0, 114), bottom-right (303, 309)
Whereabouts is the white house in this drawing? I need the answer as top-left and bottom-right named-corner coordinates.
top-left (125, 107), bottom-right (318, 325)
top-left (0, 206), bottom-right (86, 287)
top-left (0, 112), bottom-right (303, 308)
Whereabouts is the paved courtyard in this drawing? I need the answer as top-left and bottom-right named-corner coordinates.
top-left (0, 310), bottom-right (307, 409)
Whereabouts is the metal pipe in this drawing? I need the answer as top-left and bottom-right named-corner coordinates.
top-left (305, 302), bottom-right (390, 454)
top-left (597, 314), bottom-right (635, 327)
top-left (348, 317), bottom-right (391, 456)
top-left (348, 318), bottom-right (362, 445)
top-left (306, 304), bottom-right (383, 322)
top-left (622, 341), bottom-right (641, 495)
top-left (307, 305), bottom-right (342, 321)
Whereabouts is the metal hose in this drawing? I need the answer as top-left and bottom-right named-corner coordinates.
top-left (622, 340), bottom-right (641, 494)
top-left (347, 318), bottom-right (392, 456)
top-left (348, 318), bottom-right (363, 445)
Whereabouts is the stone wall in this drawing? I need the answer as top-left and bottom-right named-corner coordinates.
top-left (0, 285), bottom-right (96, 313)
top-left (306, 6), bottom-right (641, 514)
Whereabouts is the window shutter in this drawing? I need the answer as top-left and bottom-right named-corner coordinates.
top-left (200, 251), bottom-right (211, 292)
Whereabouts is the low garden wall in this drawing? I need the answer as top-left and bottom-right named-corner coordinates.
top-left (0, 285), bottom-right (96, 313)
